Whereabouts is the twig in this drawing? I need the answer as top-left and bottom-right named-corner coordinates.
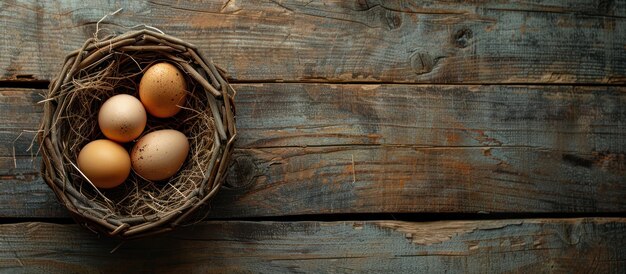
top-left (110, 241), bottom-right (126, 253)
top-left (95, 8), bottom-right (123, 40)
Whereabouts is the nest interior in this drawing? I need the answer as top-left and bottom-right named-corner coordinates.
top-left (38, 29), bottom-right (236, 239)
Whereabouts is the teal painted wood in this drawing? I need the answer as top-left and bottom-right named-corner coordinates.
top-left (0, 218), bottom-right (624, 273)
top-left (0, 85), bottom-right (624, 218)
top-left (1, 0), bottom-right (624, 84)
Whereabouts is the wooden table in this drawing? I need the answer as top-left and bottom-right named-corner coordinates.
top-left (1, 0), bottom-right (625, 272)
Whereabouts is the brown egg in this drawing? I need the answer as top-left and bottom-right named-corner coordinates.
top-left (139, 62), bottom-right (187, 118)
top-left (77, 139), bottom-right (131, 189)
top-left (131, 129), bottom-right (190, 181)
top-left (98, 94), bottom-right (147, 143)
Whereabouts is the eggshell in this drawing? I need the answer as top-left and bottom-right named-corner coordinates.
top-left (131, 129), bottom-right (190, 181)
top-left (138, 62), bottom-right (187, 118)
top-left (98, 94), bottom-right (147, 143)
top-left (77, 139), bottom-right (131, 189)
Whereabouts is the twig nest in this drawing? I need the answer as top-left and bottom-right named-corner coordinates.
top-left (38, 29), bottom-right (237, 239)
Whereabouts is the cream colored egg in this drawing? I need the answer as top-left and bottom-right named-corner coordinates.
top-left (77, 139), bottom-right (131, 189)
top-left (139, 62), bottom-right (187, 118)
top-left (131, 129), bottom-right (190, 181)
top-left (98, 94), bottom-right (147, 143)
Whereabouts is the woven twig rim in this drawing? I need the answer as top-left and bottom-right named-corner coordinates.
top-left (38, 29), bottom-right (237, 239)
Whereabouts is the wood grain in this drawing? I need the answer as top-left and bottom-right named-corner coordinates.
top-left (2, 1), bottom-right (623, 268)
top-left (0, 218), bottom-right (624, 272)
top-left (1, 0), bottom-right (625, 84)
top-left (5, 84), bottom-right (626, 153)
top-left (232, 84), bottom-right (626, 153)
top-left (2, 141), bottom-right (626, 218)
top-left (1, 84), bottom-right (624, 218)
top-left (215, 145), bottom-right (626, 217)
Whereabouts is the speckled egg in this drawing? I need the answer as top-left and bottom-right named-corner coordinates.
top-left (131, 129), bottom-right (190, 181)
top-left (138, 62), bottom-right (187, 118)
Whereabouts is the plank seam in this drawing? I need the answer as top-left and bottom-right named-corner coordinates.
top-left (1, 81), bottom-right (626, 89)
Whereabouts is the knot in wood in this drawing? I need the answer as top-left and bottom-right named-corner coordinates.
top-left (410, 52), bottom-right (434, 75)
top-left (225, 155), bottom-right (258, 189)
top-left (453, 28), bottom-right (473, 48)
top-left (384, 11), bottom-right (402, 30)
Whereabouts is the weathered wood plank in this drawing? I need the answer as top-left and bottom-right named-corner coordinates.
top-left (4, 84), bottom-right (626, 154)
top-left (1, 143), bottom-right (625, 218)
top-left (0, 85), bottom-right (624, 218)
top-left (0, 172), bottom-right (66, 219)
top-left (233, 84), bottom-right (626, 153)
top-left (1, 0), bottom-right (624, 83)
top-left (215, 145), bottom-right (626, 217)
top-left (0, 218), bottom-right (624, 273)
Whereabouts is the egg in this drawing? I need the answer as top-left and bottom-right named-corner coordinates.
top-left (98, 94), bottom-right (147, 143)
top-left (131, 129), bottom-right (190, 181)
top-left (77, 139), bottom-right (131, 189)
top-left (139, 62), bottom-right (187, 118)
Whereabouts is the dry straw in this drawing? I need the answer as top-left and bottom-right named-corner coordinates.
top-left (38, 28), bottom-right (236, 239)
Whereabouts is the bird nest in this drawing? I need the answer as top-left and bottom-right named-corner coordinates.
top-left (38, 29), bottom-right (236, 239)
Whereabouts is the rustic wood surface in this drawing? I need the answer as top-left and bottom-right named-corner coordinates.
top-left (1, 84), bottom-right (624, 218)
top-left (0, 218), bottom-right (624, 273)
top-left (6, 84), bottom-right (625, 152)
top-left (1, 0), bottom-right (625, 272)
top-left (1, 0), bottom-right (625, 84)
